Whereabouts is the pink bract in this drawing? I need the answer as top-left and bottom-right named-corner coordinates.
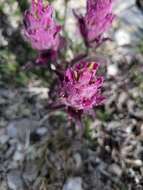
top-left (60, 61), bottom-right (104, 111)
top-left (23, 0), bottom-right (61, 51)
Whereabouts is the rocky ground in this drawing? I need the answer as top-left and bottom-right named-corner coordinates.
top-left (1, 51), bottom-right (143, 190)
top-left (0, 0), bottom-right (143, 190)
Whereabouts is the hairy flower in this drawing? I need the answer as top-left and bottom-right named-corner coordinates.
top-left (60, 61), bottom-right (104, 111)
top-left (23, 0), bottom-right (61, 51)
top-left (74, 0), bottom-right (115, 46)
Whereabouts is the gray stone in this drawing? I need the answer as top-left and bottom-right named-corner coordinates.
top-left (0, 135), bottom-right (9, 144)
top-left (0, 96), bottom-right (6, 105)
top-left (7, 124), bottom-right (17, 138)
top-left (7, 119), bottom-right (39, 142)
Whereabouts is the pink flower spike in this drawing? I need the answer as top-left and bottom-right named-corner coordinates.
top-left (60, 61), bottom-right (104, 111)
top-left (74, 0), bottom-right (116, 46)
top-left (23, 0), bottom-right (61, 51)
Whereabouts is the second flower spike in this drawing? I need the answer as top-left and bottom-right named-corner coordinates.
top-left (74, 0), bottom-right (116, 46)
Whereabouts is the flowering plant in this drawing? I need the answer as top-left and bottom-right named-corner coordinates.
top-left (22, 0), bottom-right (115, 129)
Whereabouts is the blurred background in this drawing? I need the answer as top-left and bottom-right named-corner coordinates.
top-left (0, 0), bottom-right (143, 190)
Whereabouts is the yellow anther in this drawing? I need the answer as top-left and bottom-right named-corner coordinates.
top-left (88, 62), bottom-right (95, 70)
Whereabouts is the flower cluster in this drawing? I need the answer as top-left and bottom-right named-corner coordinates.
top-left (74, 0), bottom-right (115, 46)
top-left (23, 0), bottom-right (61, 51)
top-left (22, 0), bottom-right (116, 126)
top-left (60, 61), bottom-right (104, 111)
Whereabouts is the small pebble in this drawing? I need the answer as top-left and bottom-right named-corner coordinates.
top-left (107, 64), bottom-right (118, 77)
top-left (109, 164), bottom-right (122, 177)
top-left (115, 29), bottom-right (131, 46)
top-left (74, 153), bottom-right (82, 169)
top-left (13, 151), bottom-right (24, 162)
top-left (63, 177), bottom-right (83, 190)
top-left (0, 135), bottom-right (9, 144)
top-left (36, 127), bottom-right (48, 136)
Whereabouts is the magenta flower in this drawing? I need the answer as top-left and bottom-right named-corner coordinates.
top-left (23, 0), bottom-right (61, 51)
top-left (60, 61), bottom-right (104, 111)
top-left (74, 0), bottom-right (115, 46)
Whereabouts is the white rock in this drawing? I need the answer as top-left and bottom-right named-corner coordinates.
top-left (125, 126), bottom-right (132, 134)
top-left (133, 160), bottom-right (143, 167)
top-left (107, 64), bottom-right (118, 76)
top-left (36, 127), bottom-right (48, 136)
top-left (63, 177), bottom-right (83, 190)
top-left (115, 29), bottom-right (131, 46)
